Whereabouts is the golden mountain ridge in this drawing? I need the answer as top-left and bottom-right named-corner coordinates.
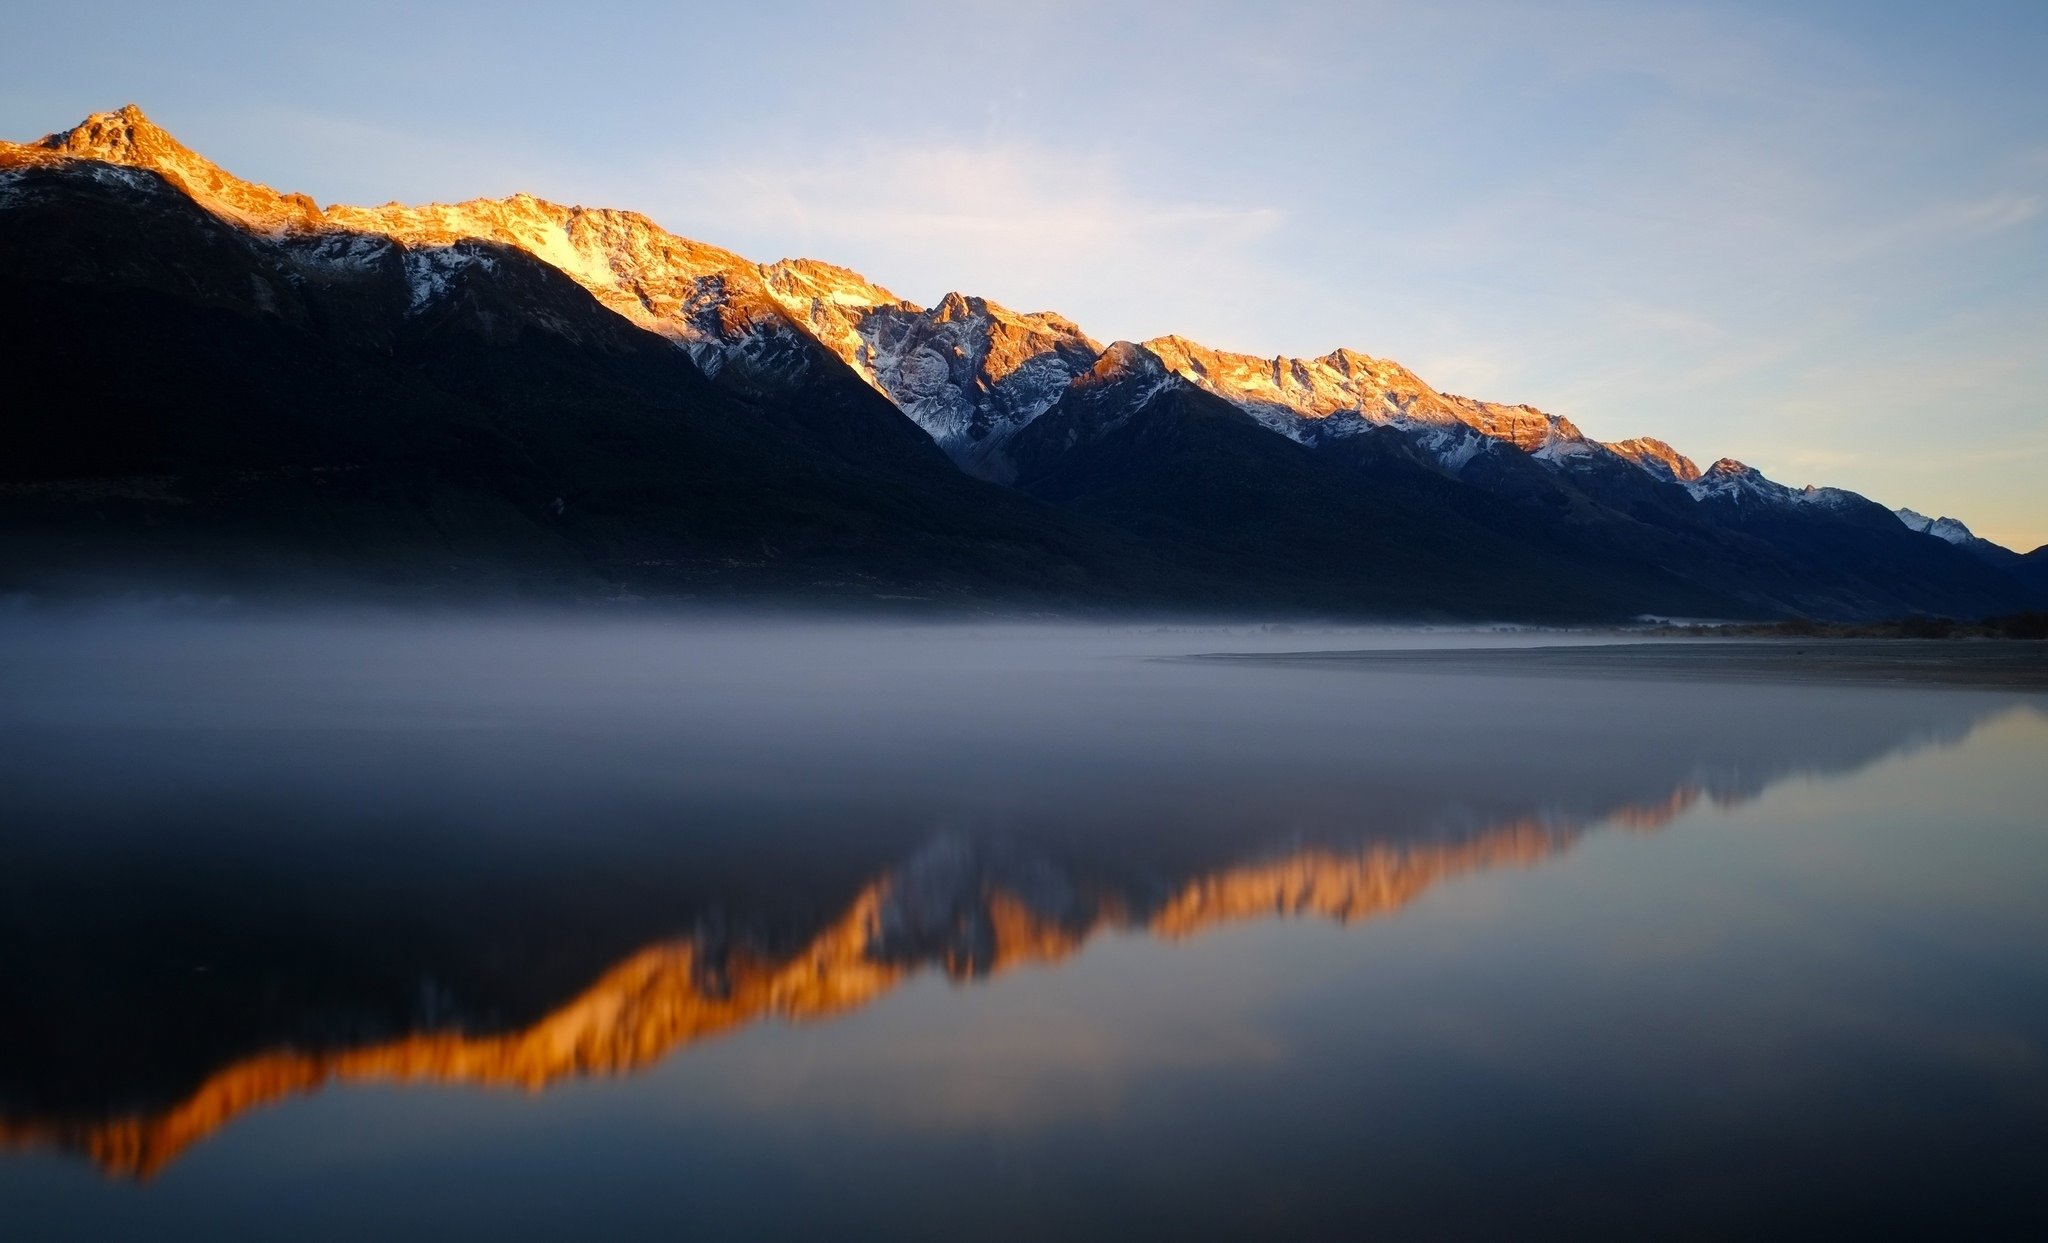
top-left (1, 105), bottom-right (1711, 483)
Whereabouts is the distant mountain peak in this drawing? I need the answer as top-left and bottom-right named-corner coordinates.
top-left (1135, 334), bottom-right (1602, 470)
top-left (31, 103), bottom-right (323, 228)
top-left (1896, 507), bottom-right (1977, 546)
top-left (931, 290), bottom-right (978, 322)
top-left (1679, 460), bottom-right (1860, 514)
top-left (3, 105), bottom-right (804, 358)
top-left (1604, 437), bottom-right (1702, 482)
top-left (759, 258), bottom-right (904, 310)
top-left (1080, 339), bottom-right (1168, 386)
top-left (1686, 458), bottom-right (1780, 504)
top-left (39, 103), bottom-right (174, 161)
top-left (1140, 334), bottom-right (1451, 435)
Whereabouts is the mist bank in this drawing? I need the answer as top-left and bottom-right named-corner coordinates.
top-left (1193, 639), bottom-right (2048, 692)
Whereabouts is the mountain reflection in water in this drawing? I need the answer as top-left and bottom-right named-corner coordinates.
top-left (0, 619), bottom-right (2037, 1197)
top-left (3, 820), bottom-right (1621, 1177)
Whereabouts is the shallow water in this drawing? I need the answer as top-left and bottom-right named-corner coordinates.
top-left (2, 617), bottom-right (2044, 1240)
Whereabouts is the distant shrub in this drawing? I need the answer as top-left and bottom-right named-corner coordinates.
top-left (1897, 615), bottom-right (1956, 639)
top-left (1988, 612), bottom-right (2048, 641)
top-left (1773, 617), bottom-right (1822, 637)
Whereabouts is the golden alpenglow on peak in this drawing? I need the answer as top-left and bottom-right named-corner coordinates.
top-left (1143, 334), bottom-right (1416, 421)
top-left (1604, 436), bottom-right (1704, 482)
top-left (759, 257), bottom-right (907, 311)
top-left (27, 104), bottom-right (323, 228)
top-left (2, 106), bottom-right (798, 358)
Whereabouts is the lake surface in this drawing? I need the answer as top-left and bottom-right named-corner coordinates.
top-left (2, 617), bottom-right (2045, 1240)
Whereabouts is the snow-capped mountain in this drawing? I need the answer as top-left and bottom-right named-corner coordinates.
top-left (1604, 437), bottom-right (1703, 483)
top-left (2, 105), bottom-right (2040, 618)
top-left (1893, 507), bottom-right (2030, 571)
top-left (1897, 507), bottom-right (1977, 546)
top-left (1144, 336), bottom-right (1535, 454)
top-left (1136, 336), bottom-right (1724, 488)
top-left (760, 267), bottom-right (1102, 480)
top-left (1684, 459), bottom-right (1861, 509)
top-left (1, 106), bottom-right (1983, 531)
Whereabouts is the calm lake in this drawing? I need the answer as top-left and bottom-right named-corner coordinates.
top-left (2, 617), bottom-right (2045, 1240)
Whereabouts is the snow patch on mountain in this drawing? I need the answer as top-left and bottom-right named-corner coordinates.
top-left (1896, 508), bottom-right (1977, 545)
top-left (399, 246), bottom-right (496, 314)
top-left (1142, 336), bottom-right (1455, 441)
top-left (1683, 459), bottom-right (1859, 510)
top-left (760, 278), bottom-right (1103, 480)
top-left (1140, 335), bottom-right (1622, 479)
top-left (1604, 437), bottom-right (1702, 482)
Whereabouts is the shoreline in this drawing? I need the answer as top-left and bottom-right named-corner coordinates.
top-left (1187, 639), bottom-right (2048, 692)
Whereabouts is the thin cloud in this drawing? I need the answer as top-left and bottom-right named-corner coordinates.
top-left (1939, 192), bottom-right (2042, 235)
top-left (656, 142), bottom-right (1288, 334)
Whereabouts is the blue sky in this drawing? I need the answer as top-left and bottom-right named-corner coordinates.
top-left (5, 0), bottom-right (2044, 548)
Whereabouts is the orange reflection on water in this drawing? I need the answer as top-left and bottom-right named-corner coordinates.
top-left (0, 794), bottom-right (1704, 1180)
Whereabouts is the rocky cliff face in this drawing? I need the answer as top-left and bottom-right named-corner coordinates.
top-left (1605, 437), bottom-right (1703, 483)
top-left (1140, 335), bottom-right (1599, 469)
top-left (762, 275), bottom-right (1105, 481)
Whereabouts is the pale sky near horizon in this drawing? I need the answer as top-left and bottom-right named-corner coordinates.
top-left (4, 0), bottom-right (2044, 548)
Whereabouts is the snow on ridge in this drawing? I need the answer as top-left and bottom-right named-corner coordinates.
top-left (1895, 507), bottom-right (1976, 545)
top-left (759, 278), bottom-right (1105, 479)
top-left (759, 258), bottom-right (905, 312)
top-left (1684, 459), bottom-right (1789, 504)
top-left (1138, 335), bottom-right (1629, 475)
top-left (399, 247), bottom-right (495, 314)
top-left (1604, 437), bottom-right (1702, 482)
top-left (1682, 459), bottom-right (1867, 512)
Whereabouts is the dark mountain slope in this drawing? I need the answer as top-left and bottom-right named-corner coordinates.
top-left (1381, 439), bottom-right (2040, 619)
top-left (1680, 464), bottom-right (2036, 619)
top-left (1006, 347), bottom-right (1746, 620)
top-left (0, 161), bottom-right (1157, 604)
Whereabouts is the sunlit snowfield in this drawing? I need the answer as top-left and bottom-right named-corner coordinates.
top-left (2, 617), bottom-right (2045, 1240)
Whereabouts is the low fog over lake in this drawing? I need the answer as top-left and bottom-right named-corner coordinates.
top-left (3, 615), bottom-right (2045, 1240)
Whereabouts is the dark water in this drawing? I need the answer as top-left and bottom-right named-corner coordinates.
top-left (2, 618), bottom-right (2045, 1240)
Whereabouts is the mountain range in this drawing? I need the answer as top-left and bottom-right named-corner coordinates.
top-left (3, 106), bottom-right (2042, 619)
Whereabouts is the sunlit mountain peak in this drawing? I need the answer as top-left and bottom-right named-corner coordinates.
top-left (1604, 436), bottom-right (1703, 482)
